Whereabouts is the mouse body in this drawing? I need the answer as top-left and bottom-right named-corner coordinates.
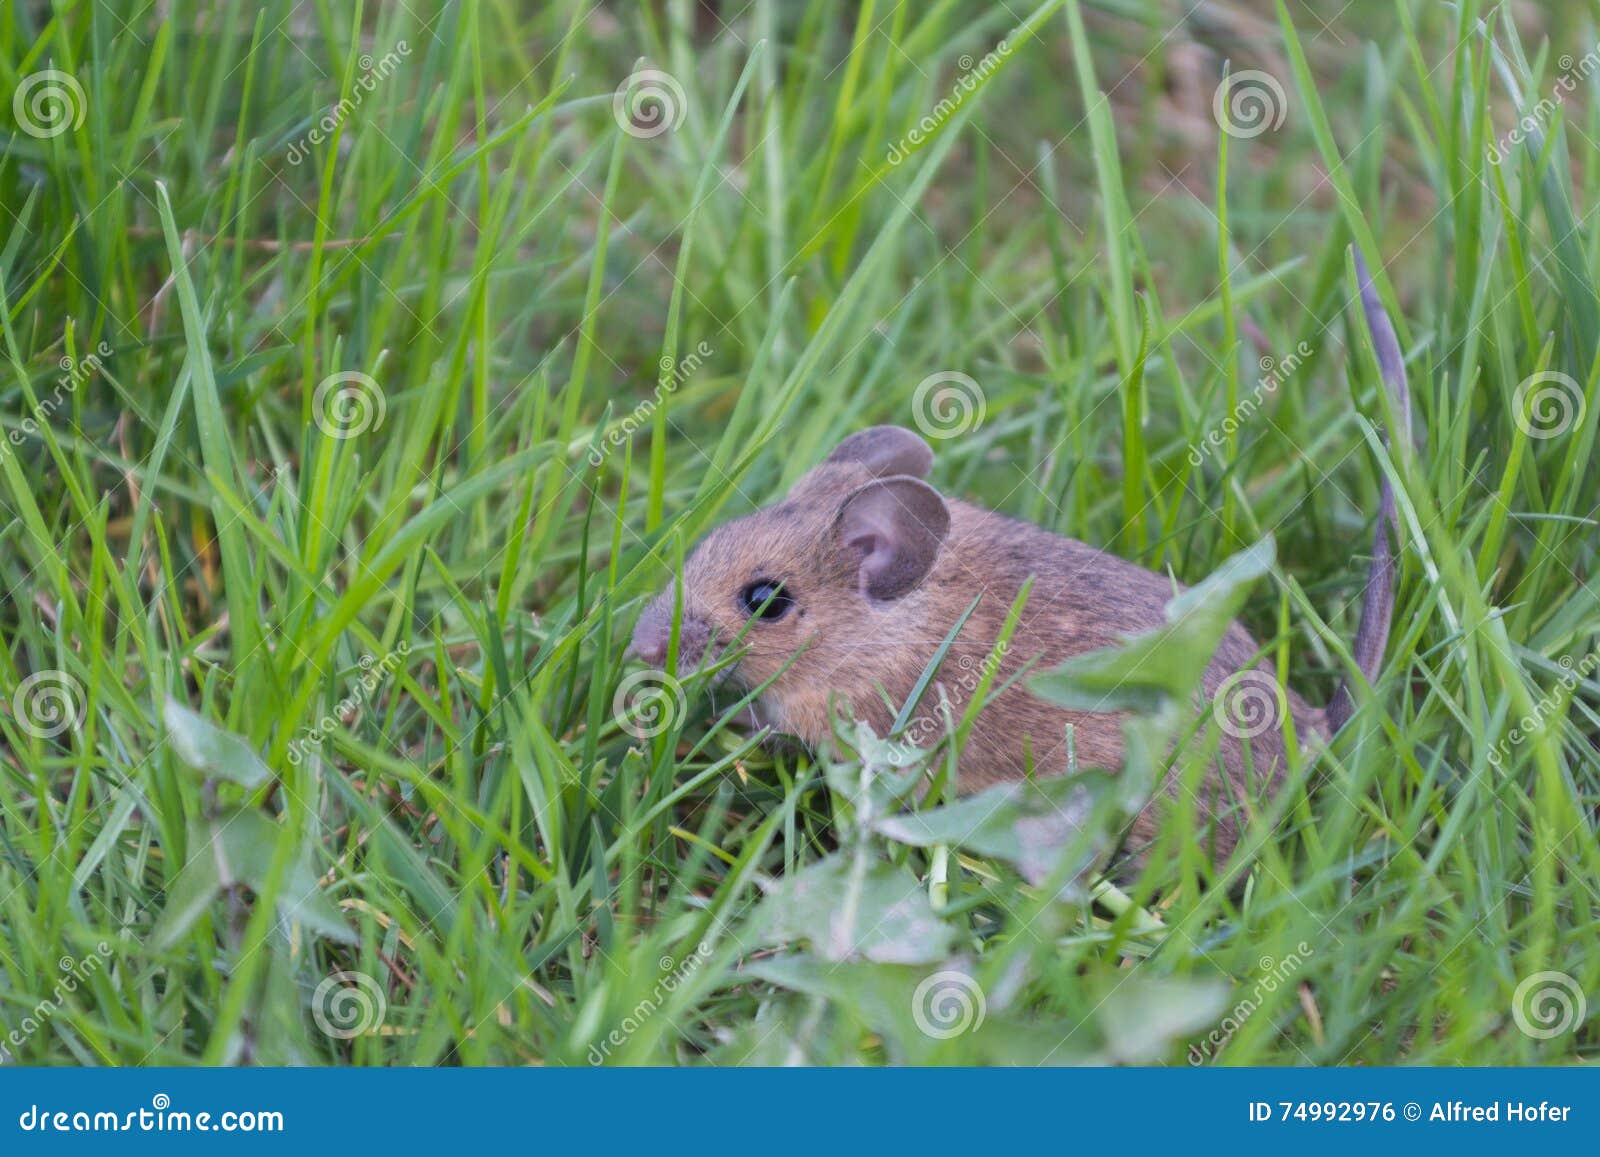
top-left (631, 428), bottom-right (1323, 858)
top-left (631, 254), bottom-right (1407, 863)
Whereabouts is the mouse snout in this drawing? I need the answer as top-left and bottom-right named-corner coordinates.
top-left (629, 598), bottom-right (713, 670)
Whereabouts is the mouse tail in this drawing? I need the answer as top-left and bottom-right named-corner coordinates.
top-left (1325, 248), bottom-right (1412, 733)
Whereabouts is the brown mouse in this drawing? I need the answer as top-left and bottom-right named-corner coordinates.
top-left (630, 252), bottom-right (1410, 863)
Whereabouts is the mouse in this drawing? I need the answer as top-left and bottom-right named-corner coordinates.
top-left (630, 251), bottom-right (1410, 863)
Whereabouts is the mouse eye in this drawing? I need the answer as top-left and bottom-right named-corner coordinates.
top-left (739, 580), bottom-right (794, 622)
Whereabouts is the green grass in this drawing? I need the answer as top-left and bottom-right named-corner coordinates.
top-left (2, 0), bottom-right (1598, 1066)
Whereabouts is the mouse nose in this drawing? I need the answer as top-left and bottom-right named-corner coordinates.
top-left (629, 601), bottom-right (712, 670)
top-left (630, 626), bottom-right (668, 667)
top-left (628, 612), bottom-right (667, 667)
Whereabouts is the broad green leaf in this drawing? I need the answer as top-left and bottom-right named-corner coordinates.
top-left (759, 855), bottom-right (952, 964)
top-left (208, 809), bottom-right (355, 945)
top-left (148, 837), bottom-right (224, 951)
top-left (821, 721), bottom-right (930, 821)
top-left (1097, 975), bottom-right (1233, 1064)
top-left (163, 698), bottom-right (273, 789)
top-left (873, 772), bottom-right (1119, 891)
top-left (152, 808), bottom-right (354, 949)
top-left (742, 955), bottom-right (1098, 1065)
top-left (1030, 538), bottom-right (1275, 714)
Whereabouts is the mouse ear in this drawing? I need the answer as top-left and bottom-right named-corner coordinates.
top-left (826, 426), bottom-right (933, 479)
top-left (834, 476), bottom-right (950, 600)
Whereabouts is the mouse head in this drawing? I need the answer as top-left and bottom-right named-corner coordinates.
top-left (630, 426), bottom-right (951, 736)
